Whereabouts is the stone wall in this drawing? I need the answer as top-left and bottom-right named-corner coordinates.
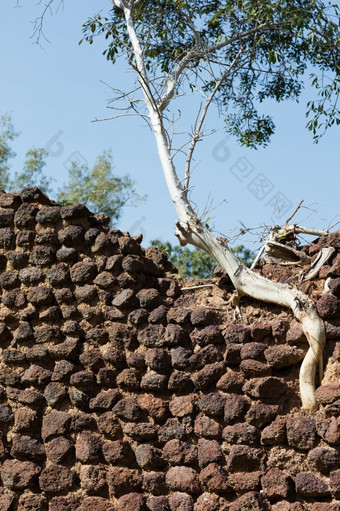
top-left (0, 188), bottom-right (340, 510)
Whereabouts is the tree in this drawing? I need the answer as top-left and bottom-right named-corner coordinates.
top-left (0, 114), bottom-right (51, 194)
top-left (31, 0), bottom-right (339, 408)
top-left (0, 113), bottom-right (19, 190)
top-left (151, 240), bottom-right (254, 279)
top-left (0, 115), bottom-right (145, 226)
top-left (11, 148), bottom-right (51, 194)
top-left (58, 149), bottom-right (145, 226)
top-left (78, 0), bottom-right (339, 410)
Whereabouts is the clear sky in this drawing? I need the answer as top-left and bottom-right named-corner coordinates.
top-left (1, 1), bottom-right (339, 252)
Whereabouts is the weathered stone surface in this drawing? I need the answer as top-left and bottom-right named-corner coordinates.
top-left (165, 324), bottom-right (189, 346)
top-left (146, 495), bottom-right (169, 511)
top-left (310, 503), bottom-right (340, 511)
top-left (107, 467), bottom-right (142, 496)
top-left (22, 364), bottom-right (52, 387)
top-left (197, 438), bottom-right (223, 468)
top-left (102, 440), bottom-right (134, 465)
top-left (135, 444), bottom-right (165, 470)
top-left (137, 288), bottom-right (162, 309)
top-left (97, 412), bottom-right (122, 438)
top-left (166, 466), bottom-right (200, 494)
top-left (316, 294), bottom-right (340, 319)
top-left (89, 389), bottom-right (121, 411)
top-left (78, 497), bottom-right (114, 511)
top-left (46, 436), bottom-right (74, 464)
top-left (141, 371), bottom-right (168, 391)
top-left (261, 468), bottom-right (294, 501)
top-left (271, 319), bottom-right (289, 340)
top-left (39, 464), bottom-right (75, 493)
top-left (191, 326), bottom-right (224, 346)
top-left (227, 445), bottom-right (264, 472)
top-left (240, 359), bottom-right (271, 378)
top-left (14, 204), bottom-right (37, 228)
top-left (224, 324), bottom-right (251, 343)
top-left (76, 432), bottom-right (102, 463)
top-left (116, 492), bottom-right (145, 511)
top-left (295, 472), bottom-right (330, 497)
top-left (192, 362), bottom-right (225, 390)
top-left (241, 342), bottom-right (267, 360)
top-left (44, 382), bottom-right (68, 407)
top-left (163, 439), bottom-right (196, 467)
top-left (286, 416), bottom-right (317, 450)
top-left (169, 492), bottom-right (194, 511)
top-left (264, 345), bottom-right (304, 368)
top-left (330, 469), bottom-right (340, 498)
top-left (1, 459), bottom-right (41, 489)
top-left (138, 325), bottom-right (165, 348)
top-left (286, 324), bottom-right (306, 344)
top-left (0, 403), bottom-right (14, 423)
top-left (216, 370), bottom-right (245, 393)
top-left (194, 413), bottom-right (222, 439)
top-left (49, 495), bottom-right (80, 511)
top-left (228, 471), bottom-right (261, 494)
top-left (251, 321), bottom-right (272, 341)
top-left (124, 422), bottom-right (157, 441)
top-left (197, 393), bottom-right (225, 417)
top-left (190, 308), bottom-right (213, 326)
top-left (70, 262), bottom-right (97, 283)
top-left (261, 416), bottom-right (287, 445)
top-left (224, 394), bottom-right (250, 425)
top-left (316, 383), bottom-right (340, 404)
top-left (139, 394), bottom-right (168, 422)
top-left (228, 491), bottom-right (267, 511)
top-left (169, 395), bottom-right (195, 418)
top-left (317, 416), bottom-right (340, 445)
top-left (143, 472), bottom-right (167, 495)
top-left (41, 410), bottom-right (71, 442)
top-left (117, 368), bottom-right (141, 390)
top-left (199, 463), bottom-right (231, 493)
top-left (18, 492), bottom-right (47, 510)
top-left (246, 402), bottom-right (279, 428)
top-left (79, 465), bottom-right (106, 496)
top-left (158, 418), bottom-right (185, 443)
top-left (223, 422), bottom-right (260, 445)
top-left (189, 345), bottom-right (221, 370)
top-left (243, 377), bottom-right (287, 401)
top-left (307, 447), bottom-right (340, 473)
top-left (11, 434), bottom-right (45, 462)
top-left (145, 348), bottom-right (171, 371)
top-left (14, 407), bottom-right (40, 433)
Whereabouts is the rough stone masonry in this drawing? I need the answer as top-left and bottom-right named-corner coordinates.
top-left (0, 187), bottom-right (340, 510)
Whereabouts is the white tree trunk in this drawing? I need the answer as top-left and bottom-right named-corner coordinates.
top-left (121, 3), bottom-right (326, 410)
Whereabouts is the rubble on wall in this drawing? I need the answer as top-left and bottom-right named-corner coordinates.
top-left (0, 188), bottom-right (339, 510)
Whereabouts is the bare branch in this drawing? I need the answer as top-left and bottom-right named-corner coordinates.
top-left (31, 0), bottom-right (64, 45)
top-left (285, 199), bottom-right (304, 225)
top-left (157, 23), bottom-right (280, 112)
top-left (184, 49), bottom-right (245, 193)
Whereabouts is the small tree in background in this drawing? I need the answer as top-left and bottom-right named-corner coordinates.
top-left (0, 114), bottom-right (52, 194)
top-left (151, 240), bottom-right (254, 279)
top-left (58, 149), bottom-right (146, 226)
top-left (0, 115), bottom-right (145, 227)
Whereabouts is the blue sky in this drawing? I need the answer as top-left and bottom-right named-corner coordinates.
top-left (1, 1), bottom-right (339, 251)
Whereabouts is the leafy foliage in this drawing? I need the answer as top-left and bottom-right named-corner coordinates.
top-left (151, 239), bottom-right (254, 279)
top-left (81, 0), bottom-right (340, 147)
top-left (0, 115), bottom-right (145, 226)
top-left (10, 148), bottom-right (51, 194)
top-left (0, 114), bottom-right (51, 194)
top-left (58, 149), bottom-right (146, 226)
top-left (0, 114), bottom-right (19, 190)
